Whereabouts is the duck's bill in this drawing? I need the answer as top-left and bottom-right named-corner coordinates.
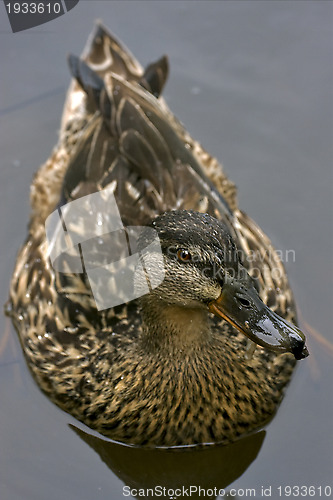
top-left (209, 284), bottom-right (309, 360)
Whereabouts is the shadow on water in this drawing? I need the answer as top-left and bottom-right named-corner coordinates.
top-left (70, 424), bottom-right (265, 499)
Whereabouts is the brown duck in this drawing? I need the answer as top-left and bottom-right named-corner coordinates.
top-left (7, 24), bottom-right (308, 447)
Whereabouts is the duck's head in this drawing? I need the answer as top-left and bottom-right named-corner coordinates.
top-left (138, 210), bottom-right (308, 360)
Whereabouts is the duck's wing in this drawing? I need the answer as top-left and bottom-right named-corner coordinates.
top-left (58, 57), bottom-right (235, 230)
top-left (31, 23), bottom-right (237, 226)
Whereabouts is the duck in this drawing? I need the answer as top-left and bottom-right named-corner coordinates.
top-left (7, 23), bottom-right (308, 448)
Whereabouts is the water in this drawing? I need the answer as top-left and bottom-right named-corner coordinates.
top-left (0, 2), bottom-right (332, 499)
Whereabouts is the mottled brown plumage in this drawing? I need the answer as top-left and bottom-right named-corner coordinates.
top-left (7, 23), bottom-right (307, 447)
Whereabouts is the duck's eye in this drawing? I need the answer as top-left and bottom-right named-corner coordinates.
top-left (177, 249), bottom-right (192, 262)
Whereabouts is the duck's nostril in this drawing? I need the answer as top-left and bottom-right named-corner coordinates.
top-left (237, 296), bottom-right (251, 308)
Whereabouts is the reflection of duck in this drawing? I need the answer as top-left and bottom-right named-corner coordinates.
top-left (70, 423), bottom-right (265, 497)
top-left (8, 24), bottom-right (308, 447)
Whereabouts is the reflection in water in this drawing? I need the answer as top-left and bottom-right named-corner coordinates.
top-left (70, 424), bottom-right (265, 499)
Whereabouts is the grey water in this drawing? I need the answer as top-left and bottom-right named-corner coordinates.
top-left (0, 2), bottom-right (332, 499)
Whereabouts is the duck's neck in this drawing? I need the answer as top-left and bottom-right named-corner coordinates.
top-left (139, 296), bottom-right (212, 354)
